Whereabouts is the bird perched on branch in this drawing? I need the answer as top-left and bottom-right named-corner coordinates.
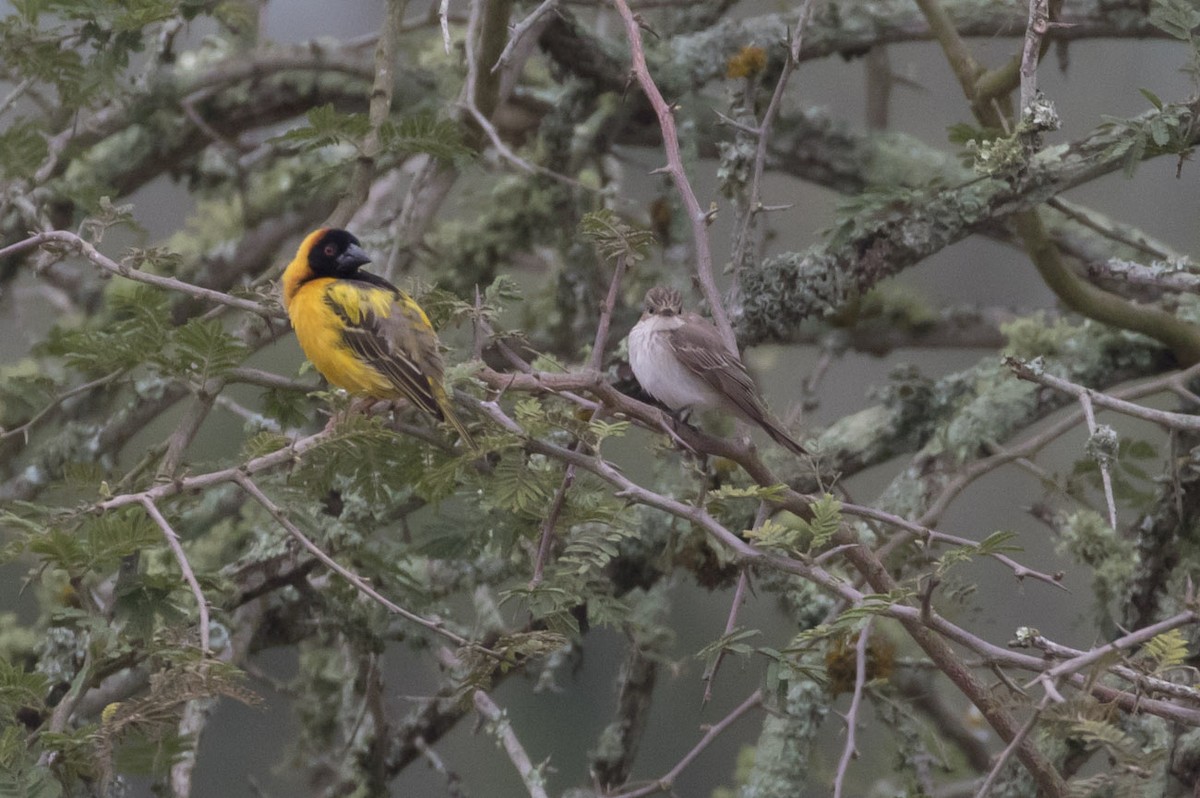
top-left (281, 228), bottom-right (474, 448)
top-left (627, 286), bottom-right (806, 455)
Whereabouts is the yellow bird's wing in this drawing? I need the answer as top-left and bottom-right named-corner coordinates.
top-left (325, 282), bottom-right (446, 419)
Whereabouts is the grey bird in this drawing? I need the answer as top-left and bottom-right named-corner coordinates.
top-left (627, 286), bottom-right (807, 455)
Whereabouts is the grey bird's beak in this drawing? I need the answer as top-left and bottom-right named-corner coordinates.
top-left (337, 243), bottom-right (371, 271)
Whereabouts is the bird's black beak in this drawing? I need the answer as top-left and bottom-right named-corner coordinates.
top-left (337, 243), bottom-right (371, 271)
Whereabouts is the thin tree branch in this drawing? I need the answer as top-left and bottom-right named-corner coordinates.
top-left (603, 690), bottom-right (763, 798)
top-left (972, 694), bottom-right (1051, 798)
top-left (328, 0), bottom-right (407, 227)
top-left (493, 0), bottom-right (558, 72)
top-left (234, 472), bottom-right (500, 657)
top-left (1007, 357), bottom-right (1200, 432)
top-left (833, 619), bottom-right (872, 798)
top-left (0, 231), bottom-right (281, 318)
top-left (473, 690), bottom-right (549, 798)
top-left (729, 0), bottom-right (815, 277)
top-left (1078, 392), bottom-right (1118, 530)
top-left (141, 496), bottom-right (211, 654)
top-left (609, 0), bottom-right (733, 353)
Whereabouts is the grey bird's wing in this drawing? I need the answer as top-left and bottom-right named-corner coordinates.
top-left (666, 313), bottom-right (807, 455)
top-left (666, 313), bottom-right (769, 422)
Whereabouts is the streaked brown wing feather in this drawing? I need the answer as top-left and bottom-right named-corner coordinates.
top-left (666, 314), bottom-right (768, 421)
top-left (327, 295), bottom-right (445, 419)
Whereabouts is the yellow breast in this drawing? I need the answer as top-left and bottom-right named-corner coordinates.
top-left (287, 277), bottom-right (400, 399)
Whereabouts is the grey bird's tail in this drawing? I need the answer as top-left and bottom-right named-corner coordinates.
top-left (760, 418), bottom-right (808, 456)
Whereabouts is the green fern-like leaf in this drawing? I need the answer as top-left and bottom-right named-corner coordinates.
top-left (804, 494), bottom-right (842, 549)
top-left (379, 114), bottom-right (472, 163)
top-left (695, 627), bottom-right (761, 665)
top-left (241, 431), bottom-right (291, 460)
top-left (976, 529), bottom-right (1021, 555)
top-left (0, 117), bottom-right (48, 179)
top-left (827, 592), bottom-right (913, 627)
top-left (579, 209), bottom-right (655, 266)
top-left (558, 521), bottom-right (637, 578)
top-left (706, 483), bottom-right (789, 513)
top-left (0, 761), bottom-right (63, 798)
top-left (743, 518), bottom-right (802, 553)
top-left (292, 415), bottom-right (421, 505)
top-left (488, 456), bottom-right (553, 516)
top-left (156, 318), bottom-right (247, 383)
top-left (1141, 628), bottom-right (1189, 671)
top-left (44, 286), bottom-right (171, 376)
top-left (1070, 717), bottom-right (1142, 760)
top-left (271, 103), bottom-right (371, 151)
top-left (512, 396), bottom-right (548, 431)
top-left (583, 418), bottom-right (630, 446)
top-left (0, 657), bottom-right (48, 710)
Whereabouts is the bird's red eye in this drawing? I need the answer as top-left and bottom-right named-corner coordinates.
top-left (324, 244), bottom-right (337, 257)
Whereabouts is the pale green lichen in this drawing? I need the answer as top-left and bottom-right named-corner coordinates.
top-left (739, 675), bottom-right (829, 797)
top-left (1056, 509), bottom-right (1136, 609)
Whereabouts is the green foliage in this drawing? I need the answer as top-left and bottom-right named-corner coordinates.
top-left (1059, 715), bottom-right (1163, 797)
top-left (486, 455), bottom-right (554, 517)
top-left (274, 105), bottom-right (470, 163)
top-left (271, 103), bottom-right (372, 151)
top-left (475, 630), bottom-right (570, 676)
top-left (292, 414), bottom-right (428, 508)
top-left (240, 430), bottom-right (291, 460)
top-left (1139, 628), bottom-right (1190, 672)
top-left (579, 209), bottom-right (655, 266)
top-left (0, 656), bottom-right (47, 708)
top-left (695, 627), bottom-right (761, 665)
top-left (90, 661), bottom-right (257, 784)
top-left (705, 483), bottom-right (788, 512)
top-left (557, 519), bottom-right (638, 579)
top-left (1098, 101), bottom-right (1196, 178)
top-left (1150, 0), bottom-right (1200, 42)
top-left (741, 494), bottom-right (842, 556)
top-left (0, 118), bottom-right (48, 179)
top-left (154, 318), bottom-right (248, 384)
top-left (19, 508), bottom-right (160, 578)
top-left (0, 753), bottom-right (63, 798)
top-left (0, 0), bottom-right (205, 112)
top-left (258, 388), bottom-right (309, 430)
top-left (795, 494), bottom-right (842, 551)
top-left (43, 285), bottom-right (171, 376)
top-left (379, 113), bottom-right (472, 162)
top-left (935, 530), bottom-right (1021, 577)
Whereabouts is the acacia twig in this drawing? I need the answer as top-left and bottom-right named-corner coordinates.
top-left (603, 690), bottom-right (763, 798)
top-left (141, 496), bottom-right (211, 654)
top-left (1078, 391), bottom-right (1119, 530)
top-left (493, 0), bottom-right (558, 72)
top-left (327, 0), bottom-right (406, 227)
top-left (833, 619), bottom-right (872, 798)
top-left (473, 690), bottom-right (549, 798)
top-left (729, 0), bottom-right (816, 276)
top-left (972, 693), bottom-right (1051, 798)
top-left (609, 0), bottom-right (733, 352)
top-left (1007, 357), bottom-right (1200, 432)
top-left (529, 248), bottom-right (629, 585)
top-left (0, 231), bottom-right (279, 318)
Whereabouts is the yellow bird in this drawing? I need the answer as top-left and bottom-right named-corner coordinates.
top-left (281, 228), bottom-right (475, 448)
